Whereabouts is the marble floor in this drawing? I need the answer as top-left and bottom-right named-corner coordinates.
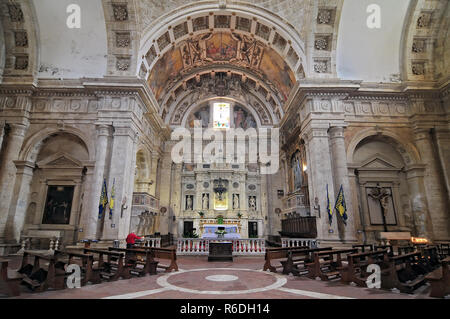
top-left (2, 255), bottom-right (439, 299)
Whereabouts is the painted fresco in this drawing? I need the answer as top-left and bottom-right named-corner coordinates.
top-left (147, 46), bottom-right (183, 101)
top-left (188, 105), bottom-right (210, 128)
top-left (206, 33), bottom-right (237, 61)
top-left (233, 105), bottom-right (257, 129)
top-left (260, 47), bottom-right (295, 102)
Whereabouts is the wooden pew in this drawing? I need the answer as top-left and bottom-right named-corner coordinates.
top-left (338, 249), bottom-right (390, 286)
top-left (438, 243), bottom-right (450, 260)
top-left (420, 246), bottom-right (440, 270)
top-left (397, 245), bottom-right (415, 255)
top-left (54, 250), bottom-right (98, 285)
top-left (375, 245), bottom-right (394, 257)
top-left (306, 248), bottom-right (358, 281)
top-left (263, 246), bottom-right (309, 273)
top-left (352, 244), bottom-right (374, 253)
top-left (0, 258), bottom-right (23, 297)
top-left (426, 257), bottom-right (450, 298)
top-left (281, 247), bottom-right (333, 276)
top-left (83, 248), bottom-right (130, 281)
top-left (19, 251), bottom-right (66, 292)
top-left (381, 252), bottom-right (427, 293)
top-left (108, 247), bottom-right (159, 276)
top-left (130, 246), bottom-right (178, 272)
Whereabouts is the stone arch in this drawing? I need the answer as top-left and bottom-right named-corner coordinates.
top-left (0, 0), bottom-right (40, 82)
top-left (346, 128), bottom-right (421, 166)
top-left (19, 126), bottom-right (95, 163)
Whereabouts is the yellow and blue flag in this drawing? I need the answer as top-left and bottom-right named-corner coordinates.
top-left (99, 178), bottom-right (108, 219)
top-left (327, 184), bottom-right (333, 225)
top-left (109, 178), bottom-right (115, 219)
top-left (335, 185), bottom-right (348, 225)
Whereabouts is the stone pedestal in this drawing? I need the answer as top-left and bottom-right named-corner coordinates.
top-left (208, 242), bottom-right (233, 261)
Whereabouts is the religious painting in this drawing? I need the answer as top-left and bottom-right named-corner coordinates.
top-left (366, 187), bottom-right (397, 225)
top-left (233, 105), bottom-right (257, 129)
top-left (259, 46), bottom-right (295, 102)
top-left (206, 33), bottom-right (237, 61)
top-left (188, 105), bottom-right (210, 128)
top-left (147, 46), bottom-right (183, 101)
top-left (42, 186), bottom-right (74, 225)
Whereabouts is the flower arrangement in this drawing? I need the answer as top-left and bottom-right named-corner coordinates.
top-left (198, 211), bottom-right (204, 217)
top-left (237, 212), bottom-right (242, 219)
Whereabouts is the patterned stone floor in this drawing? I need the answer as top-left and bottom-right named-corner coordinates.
top-left (2, 256), bottom-right (438, 299)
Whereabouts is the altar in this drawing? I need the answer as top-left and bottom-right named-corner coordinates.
top-left (201, 224), bottom-right (241, 239)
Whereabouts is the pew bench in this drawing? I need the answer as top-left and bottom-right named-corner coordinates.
top-left (281, 247), bottom-right (333, 276)
top-left (135, 247), bottom-right (178, 272)
top-left (19, 251), bottom-right (66, 292)
top-left (54, 250), bottom-right (97, 285)
top-left (375, 245), bottom-right (394, 257)
top-left (421, 246), bottom-right (440, 270)
top-left (381, 252), bottom-right (427, 293)
top-left (425, 257), bottom-right (450, 298)
top-left (352, 244), bottom-right (374, 253)
top-left (108, 247), bottom-right (158, 276)
top-left (306, 248), bottom-right (358, 281)
top-left (83, 248), bottom-right (130, 281)
top-left (338, 249), bottom-right (389, 287)
top-left (263, 246), bottom-right (309, 273)
top-left (0, 258), bottom-right (23, 297)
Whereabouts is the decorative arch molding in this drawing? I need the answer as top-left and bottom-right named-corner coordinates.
top-left (0, 0), bottom-right (39, 83)
top-left (19, 126), bottom-right (95, 163)
top-left (346, 128), bottom-right (421, 167)
top-left (400, 0), bottom-right (448, 82)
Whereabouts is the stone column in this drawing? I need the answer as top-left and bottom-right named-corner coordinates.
top-left (329, 126), bottom-right (357, 242)
top-left (101, 125), bottom-right (138, 241)
top-left (0, 123), bottom-right (29, 243)
top-left (171, 163), bottom-right (183, 237)
top-left (305, 126), bottom-right (340, 243)
top-left (80, 125), bottom-right (112, 240)
top-left (158, 150), bottom-right (173, 235)
top-left (3, 161), bottom-right (35, 242)
top-left (257, 219), bottom-right (264, 238)
top-left (0, 121), bottom-right (5, 155)
top-left (149, 152), bottom-right (159, 196)
top-left (413, 129), bottom-right (449, 240)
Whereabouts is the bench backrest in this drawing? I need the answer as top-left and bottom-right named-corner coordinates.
top-left (352, 244), bottom-right (374, 252)
top-left (265, 246), bottom-right (309, 260)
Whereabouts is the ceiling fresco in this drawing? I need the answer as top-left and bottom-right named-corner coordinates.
top-left (147, 32), bottom-right (296, 104)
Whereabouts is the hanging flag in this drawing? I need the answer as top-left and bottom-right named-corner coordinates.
top-left (335, 185), bottom-right (348, 225)
top-left (327, 184), bottom-right (333, 226)
top-left (109, 178), bottom-right (115, 220)
top-left (98, 178), bottom-right (108, 219)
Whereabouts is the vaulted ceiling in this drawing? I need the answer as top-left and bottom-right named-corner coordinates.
top-left (0, 0), bottom-right (448, 116)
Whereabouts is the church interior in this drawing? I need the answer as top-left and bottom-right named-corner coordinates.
top-left (0, 0), bottom-right (449, 302)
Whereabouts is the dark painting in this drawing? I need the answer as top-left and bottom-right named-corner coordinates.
top-left (42, 186), bottom-right (74, 224)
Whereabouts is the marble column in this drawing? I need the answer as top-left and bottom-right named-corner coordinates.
top-left (80, 125), bottom-right (112, 240)
top-left (304, 126), bottom-right (340, 242)
top-left (329, 126), bottom-right (357, 242)
top-left (0, 123), bottom-right (29, 243)
top-left (171, 163), bottom-right (183, 237)
top-left (101, 126), bottom-right (138, 241)
top-left (158, 151), bottom-right (173, 235)
top-left (3, 161), bottom-right (35, 242)
top-left (413, 129), bottom-right (448, 240)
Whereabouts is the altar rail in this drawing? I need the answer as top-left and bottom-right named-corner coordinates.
top-left (281, 238), bottom-right (318, 248)
top-left (177, 238), bottom-right (265, 256)
top-left (142, 237), bottom-right (161, 248)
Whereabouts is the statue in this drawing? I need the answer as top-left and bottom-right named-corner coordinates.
top-left (186, 196), bottom-right (193, 210)
top-left (233, 194), bottom-right (239, 209)
top-left (249, 196), bottom-right (256, 210)
top-left (202, 194), bottom-right (209, 210)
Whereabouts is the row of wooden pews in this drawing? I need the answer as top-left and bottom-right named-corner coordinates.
top-left (264, 243), bottom-right (449, 298)
top-left (0, 245), bottom-right (179, 297)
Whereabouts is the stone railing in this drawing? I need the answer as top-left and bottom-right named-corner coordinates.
top-left (17, 236), bottom-right (61, 254)
top-left (177, 238), bottom-right (265, 256)
top-left (143, 237), bottom-right (161, 248)
top-left (281, 238), bottom-right (318, 248)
